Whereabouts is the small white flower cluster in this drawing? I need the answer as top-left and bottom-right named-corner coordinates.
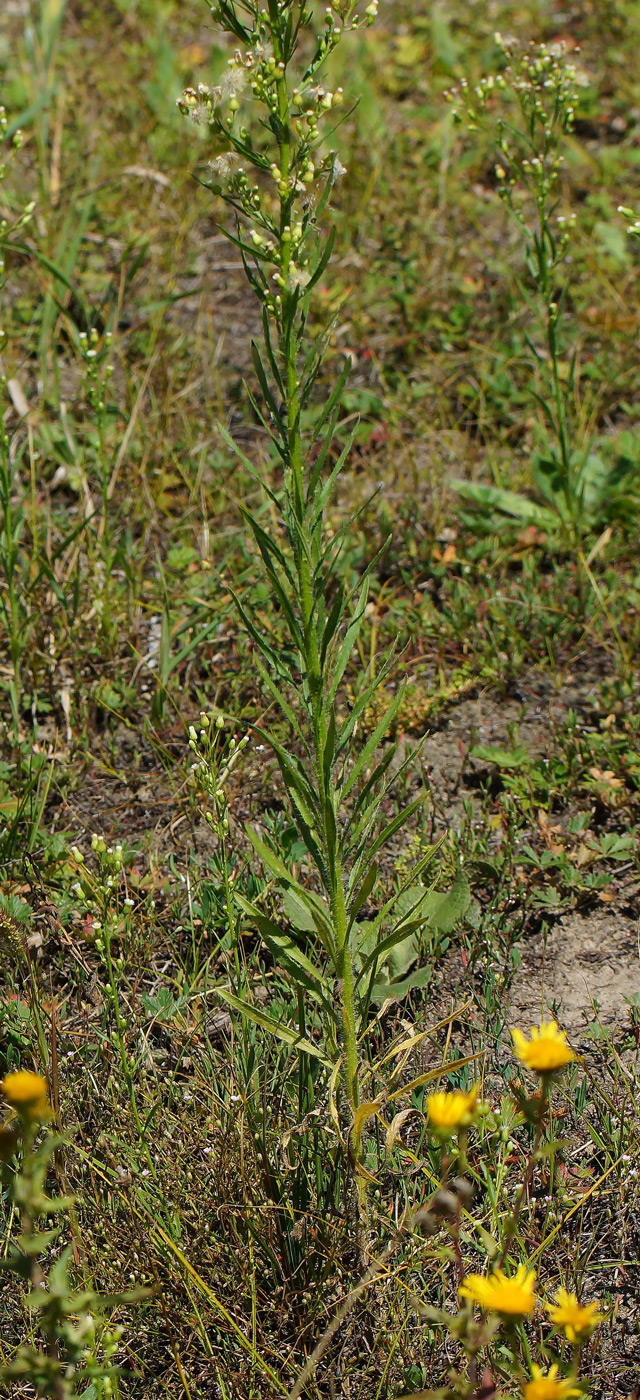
top-left (188, 712), bottom-right (250, 833)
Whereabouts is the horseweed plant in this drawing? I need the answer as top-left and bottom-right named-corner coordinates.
top-left (0, 1069), bottom-right (142, 1397)
top-left (448, 38), bottom-right (636, 540)
top-left (179, 0), bottom-right (470, 1192)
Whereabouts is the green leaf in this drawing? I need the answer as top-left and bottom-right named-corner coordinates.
top-left (235, 894), bottom-right (331, 1005)
top-left (387, 929), bottom-right (419, 979)
top-left (451, 480), bottom-right (557, 529)
top-left (327, 579), bottom-right (369, 704)
top-left (321, 585), bottom-right (347, 667)
top-left (359, 794), bottom-right (426, 869)
top-left (370, 962), bottom-right (433, 1005)
top-left (254, 658), bottom-right (308, 750)
top-left (336, 642), bottom-right (399, 758)
top-left (348, 861), bottom-right (378, 929)
top-left (355, 912), bottom-right (428, 985)
top-left (246, 830), bottom-right (335, 954)
top-left (470, 744), bottom-right (530, 769)
top-left (283, 888), bottom-right (322, 932)
top-left (423, 873), bottom-right (471, 933)
top-left (216, 988), bottom-right (331, 1064)
top-left (251, 340), bottom-right (282, 424)
top-left (340, 686), bottom-right (404, 802)
top-left (305, 225), bottom-right (336, 293)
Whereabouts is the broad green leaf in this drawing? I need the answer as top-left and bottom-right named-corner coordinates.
top-left (423, 874), bottom-right (471, 933)
top-left (387, 930), bottom-right (419, 980)
top-left (370, 962), bottom-right (432, 1005)
top-left (354, 913), bottom-right (430, 985)
top-left (470, 744), bottom-right (529, 769)
top-left (451, 480), bottom-right (557, 529)
top-left (283, 888), bottom-right (326, 934)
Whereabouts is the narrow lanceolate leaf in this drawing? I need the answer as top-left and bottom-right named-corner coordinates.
top-left (261, 307), bottom-right (285, 398)
top-left (346, 739), bottom-right (424, 866)
top-left (234, 895), bottom-right (323, 983)
top-left (387, 1053), bottom-right (480, 1103)
top-left (243, 521), bottom-right (303, 650)
top-left (309, 363), bottom-right (350, 450)
top-left (254, 658), bottom-right (309, 751)
top-left (310, 432), bottom-right (356, 528)
top-left (251, 341), bottom-right (282, 424)
top-left (322, 709), bottom-right (337, 787)
top-left (263, 735), bottom-right (321, 829)
top-left (351, 1096), bottom-right (385, 1150)
top-left (348, 861), bottom-right (378, 930)
top-left (356, 795), bottom-right (426, 871)
top-left (340, 685), bottom-right (405, 802)
top-left (228, 588), bottom-right (284, 674)
top-left (343, 746), bottom-right (397, 834)
top-left (306, 224), bottom-right (336, 292)
top-left (241, 505), bottom-right (296, 586)
top-left (216, 988), bottom-right (331, 1064)
top-left (320, 585), bottom-right (347, 668)
top-left (217, 423), bottom-right (280, 505)
top-left (327, 580), bottom-right (369, 705)
top-left (336, 643), bottom-right (399, 757)
top-left (234, 895), bottom-right (332, 1009)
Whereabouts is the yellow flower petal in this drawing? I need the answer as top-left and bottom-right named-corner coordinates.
top-left (460, 1263), bottom-right (536, 1317)
top-left (511, 1021), bottom-right (575, 1075)
top-left (426, 1086), bottom-right (481, 1133)
top-left (1, 1070), bottom-right (49, 1121)
top-left (546, 1286), bottom-right (602, 1341)
top-left (523, 1364), bottom-right (581, 1400)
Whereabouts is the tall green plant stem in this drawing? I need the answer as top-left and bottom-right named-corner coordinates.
top-left (272, 53), bottom-right (360, 1116)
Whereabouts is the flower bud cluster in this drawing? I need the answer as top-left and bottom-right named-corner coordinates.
top-left (188, 712), bottom-right (250, 833)
top-left (69, 835), bottom-right (131, 957)
top-left (619, 205), bottom-right (640, 239)
top-left (177, 0), bottom-right (370, 330)
top-left (445, 38), bottom-right (579, 196)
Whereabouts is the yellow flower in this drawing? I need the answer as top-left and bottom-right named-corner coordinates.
top-left (546, 1286), bottom-right (602, 1341)
top-left (1, 1070), bottom-right (49, 1121)
top-left (460, 1263), bottom-right (536, 1317)
top-left (523, 1364), bottom-right (581, 1400)
top-left (426, 1086), bottom-right (480, 1134)
top-left (512, 1021), bottom-right (575, 1075)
